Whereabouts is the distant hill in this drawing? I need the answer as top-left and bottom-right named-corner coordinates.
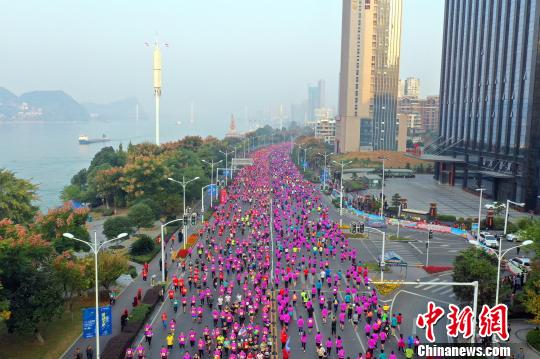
top-left (83, 97), bottom-right (146, 122)
top-left (19, 90), bottom-right (89, 121)
top-left (0, 87), bottom-right (19, 120)
top-left (0, 87), bottom-right (142, 122)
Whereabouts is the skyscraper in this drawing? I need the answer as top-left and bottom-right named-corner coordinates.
top-left (404, 77), bottom-right (420, 98)
top-left (433, 0), bottom-right (540, 211)
top-left (336, 0), bottom-right (403, 153)
top-left (307, 80), bottom-right (326, 120)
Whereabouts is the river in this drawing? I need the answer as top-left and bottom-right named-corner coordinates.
top-left (0, 119), bottom-right (218, 211)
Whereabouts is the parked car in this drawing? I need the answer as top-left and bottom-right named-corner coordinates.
top-left (506, 233), bottom-right (521, 242)
top-left (479, 232), bottom-right (499, 248)
top-left (508, 257), bottom-right (531, 273)
top-left (484, 202), bottom-right (506, 210)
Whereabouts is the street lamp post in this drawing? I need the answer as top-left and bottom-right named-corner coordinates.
top-left (62, 231), bottom-right (128, 359)
top-left (364, 226), bottom-right (387, 281)
top-left (504, 200), bottom-right (525, 236)
top-left (303, 148), bottom-right (308, 172)
top-left (168, 176), bottom-right (200, 250)
top-left (495, 240), bottom-right (533, 306)
top-left (333, 160), bottom-right (353, 226)
top-left (297, 145), bottom-right (302, 167)
top-left (378, 156), bottom-right (388, 218)
top-left (475, 188), bottom-right (485, 239)
top-left (396, 204), bottom-right (402, 238)
top-left (201, 184), bottom-right (213, 213)
top-left (159, 218), bottom-right (185, 282)
top-left (317, 151), bottom-right (332, 190)
top-left (201, 159), bottom-right (222, 205)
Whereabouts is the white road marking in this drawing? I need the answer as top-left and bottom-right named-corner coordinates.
top-left (408, 242), bottom-right (424, 254)
top-left (338, 292), bottom-right (366, 353)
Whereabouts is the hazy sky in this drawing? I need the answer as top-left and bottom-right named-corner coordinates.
top-left (1, 0), bottom-right (444, 135)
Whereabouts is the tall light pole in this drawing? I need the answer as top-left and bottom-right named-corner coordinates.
top-left (168, 176), bottom-right (200, 216)
top-left (302, 147), bottom-right (308, 172)
top-left (378, 156), bottom-right (389, 218)
top-left (504, 200), bottom-right (525, 236)
top-left (146, 40), bottom-right (167, 145)
top-left (219, 149), bottom-right (233, 186)
top-left (168, 176), bottom-right (200, 250)
top-left (201, 184), bottom-right (213, 213)
top-left (332, 160), bottom-right (353, 226)
top-left (297, 145), bottom-right (302, 166)
top-left (495, 240), bottom-right (533, 306)
top-left (396, 203), bottom-right (402, 239)
top-left (202, 159), bottom-right (222, 204)
top-left (159, 218), bottom-right (184, 281)
top-left (365, 226), bottom-right (387, 281)
top-left (318, 151), bottom-right (332, 190)
top-left (475, 188), bottom-right (485, 239)
top-left (62, 231), bottom-right (128, 359)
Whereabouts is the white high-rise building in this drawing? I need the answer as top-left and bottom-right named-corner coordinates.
top-left (404, 77), bottom-right (420, 98)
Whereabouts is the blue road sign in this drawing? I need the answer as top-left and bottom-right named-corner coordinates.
top-left (209, 184), bottom-right (218, 196)
top-left (82, 306), bottom-right (112, 338)
top-left (302, 161), bottom-right (307, 169)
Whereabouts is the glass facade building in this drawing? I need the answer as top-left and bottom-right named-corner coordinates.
top-left (436, 0), bottom-right (540, 211)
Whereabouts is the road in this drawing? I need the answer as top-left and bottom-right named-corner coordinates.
top-left (124, 146), bottom-right (525, 359)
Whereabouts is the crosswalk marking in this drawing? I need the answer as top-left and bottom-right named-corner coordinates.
top-left (414, 277), bottom-right (440, 289)
top-left (431, 285), bottom-right (450, 293)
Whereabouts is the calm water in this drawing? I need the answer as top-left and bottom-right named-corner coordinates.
top-left (0, 119), bottom-right (215, 211)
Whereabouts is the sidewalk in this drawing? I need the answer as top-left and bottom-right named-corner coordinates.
top-left (62, 200), bottom-right (206, 358)
top-left (507, 319), bottom-right (539, 357)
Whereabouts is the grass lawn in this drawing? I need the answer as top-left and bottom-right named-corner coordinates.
top-left (0, 296), bottom-right (108, 359)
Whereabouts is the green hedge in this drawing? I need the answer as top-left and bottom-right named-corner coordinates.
top-left (527, 328), bottom-right (540, 351)
top-left (129, 303), bottom-right (151, 322)
top-left (130, 245), bottom-right (160, 264)
top-left (130, 235), bottom-right (156, 256)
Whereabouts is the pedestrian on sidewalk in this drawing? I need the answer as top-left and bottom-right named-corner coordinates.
top-left (516, 347), bottom-right (525, 359)
top-left (121, 309), bottom-right (128, 331)
top-left (85, 345), bottom-right (93, 359)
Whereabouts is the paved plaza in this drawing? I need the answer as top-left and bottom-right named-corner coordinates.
top-left (366, 174), bottom-right (530, 219)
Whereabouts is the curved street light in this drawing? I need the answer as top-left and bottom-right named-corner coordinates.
top-left (62, 231), bottom-right (127, 359)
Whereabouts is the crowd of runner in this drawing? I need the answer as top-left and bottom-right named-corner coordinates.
top-left (125, 144), bottom-right (420, 359)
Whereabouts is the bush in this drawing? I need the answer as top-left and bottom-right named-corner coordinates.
top-left (103, 216), bottom-right (134, 240)
top-left (102, 208), bottom-right (114, 216)
top-left (102, 332), bottom-right (136, 359)
top-left (130, 234), bottom-right (156, 256)
top-left (130, 245), bottom-right (160, 264)
top-left (142, 286), bottom-right (161, 306)
top-left (128, 265), bottom-right (138, 279)
top-left (131, 197), bottom-right (160, 219)
top-left (527, 328), bottom-right (540, 351)
top-left (129, 303), bottom-right (151, 322)
top-left (423, 265), bottom-right (453, 274)
top-left (128, 203), bottom-right (155, 230)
